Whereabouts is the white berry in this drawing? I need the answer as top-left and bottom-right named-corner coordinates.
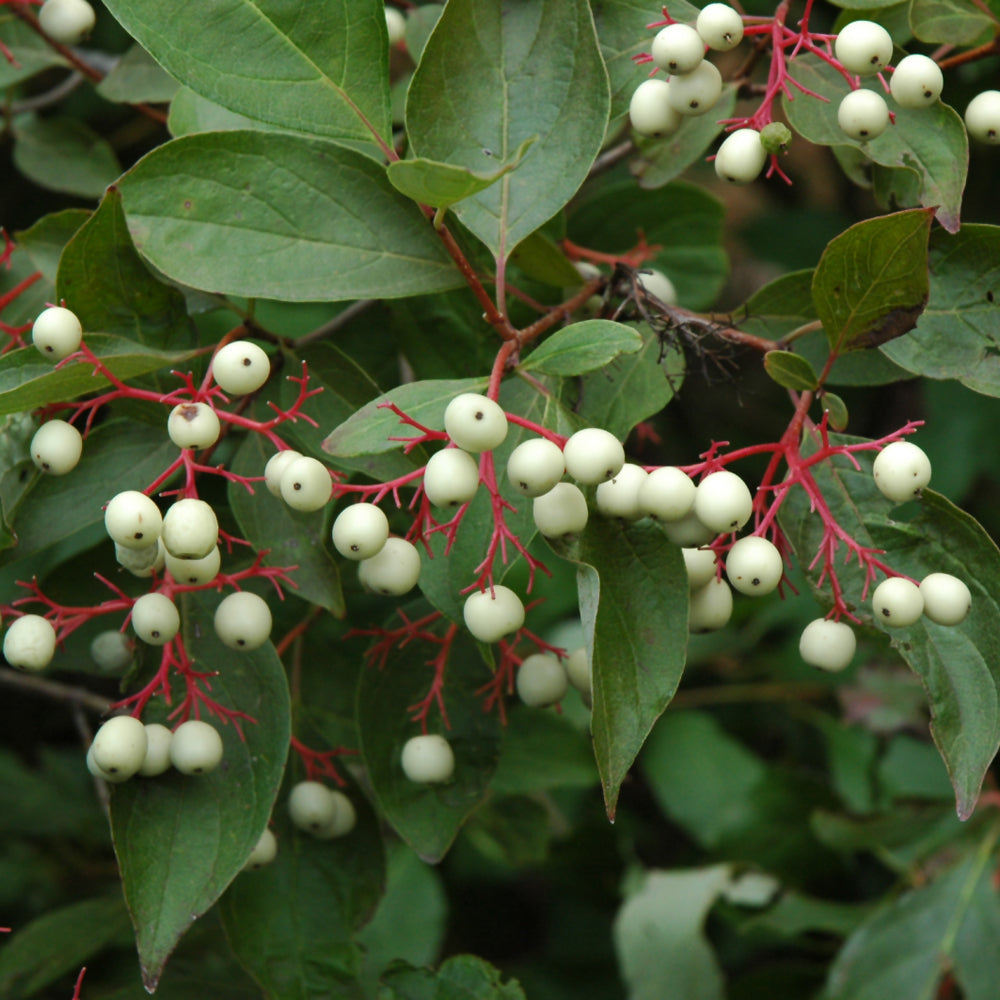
top-left (668, 61), bottom-right (723, 116)
top-left (890, 54), bottom-right (943, 109)
top-left (516, 653), bottom-right (569, 708)
top-left (162, 497), bottom-right (219, 560)
top-left (565, 647), bottom-right (590, 697)
top-left (244, 827), bottom-right (278, 869)
top-left (662, 508), bottom-right (717, 547)
top-left (799, 618), bottom-right (856, 672)
top-left (838, 89), bottom-right (890, 141)
top-left (105, 490), bottom-right (162, 550)
top-left (116, 538), bottom-right (165, 578)
top-left (693, 470), bottom-right (753, 533)
top-left (314, 789), bottom-right (357, 839)
top-left (31, 419), bottom-right (83, 475)
top-left (288, 780), bottom-right (337, 834)
top-left (385, 5), bottom-right (406, 45)
top-left (90, 630), bottom-right (132, 673)
top-left (131, 592), bottom-right (180, 645)
top-left (683, 547), bottom-right (717, 590)
top-left (32, 305), bottom-right (83, 359)
top-left (3, 614), bottom-right (57, 671)
top-left (264, 449), bottom-right (302, 497)
top-left (443, 393), bottom-right (508, 453)
top-left (688, 577), bottom-right (733, 632)
top-left (92, 715), bottom-right (148, 780)
top-left (714, 129), bottom-right (768, 184)
top-left (463, 585), bottom-right (525, 643)
top-left (167, 402), bottom-right (221, 450)
top-left (637, 268), bottom-right (677, 306)
top-left (401, 734), bottom-right (454, 784)
top-left (724, 535), bottom-right (783, 596)
top-left (138, 723), bottom-right (174, 777)
top-left (651, 23), bottom-right (705, 75)
top-left (37, 0), bottom-right (95, 45)
top-left (834, 20), bottom-right (893, 76)
top-left (214, 591), bottom-right (272, 651)
top-left (211, 340), bottom-right (270, 395)
top-left (871, 577), bottom-right (924, 627)
top-left (696, 4), bottom-right (744, 51)
top-left (596, 463), bottom-right (648, 520)
top-left (532, 482), bottom-right (589, 538)
top-left (280, 456), bottom-right (332, 512)
top-left (507, 438), bottom-right (565, 497)
top-left (919, 573), bottom-right (971, 626)
top-left (629, 78), bottom-right (684, 138)
top-left (357, 536), bottom-right (421, 596)
top-left (423, 448), bottom-right (480, 507)
top-left (965, 90), bottom-right (1000, 144)
top-left (563, 428), bottom-right (625, 484)
top-left (640, 467), bottom-right (696, 521)
top-left (165, 545), bottom-right (221, 586)
top-left (169, 719), bottom-right (224, 775)
top-left (332, 503), bottom-right (389, 560)
top-left (872, 440), bottom-right (931, 502)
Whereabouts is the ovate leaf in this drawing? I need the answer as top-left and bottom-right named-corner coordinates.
top-left (812, 209), bottom-right (933, 354)
top-left (101, 0), bottom-right (391, 142)
top-left (406, 0), bottom-right (610, 261)
top-left (97, 44), bottom-right (180, 104)
top-left (118, 132), bottom-right (462, 302)
top-left (110, 592), bottom-right (290, 990)
top-left (521, 320), bottom-right (643, 376)
top-left (910, 0), bottom-right (1000, 45)
top-left (764, 350), bottom-right (820, 391)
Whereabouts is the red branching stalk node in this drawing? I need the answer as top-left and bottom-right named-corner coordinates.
top-left (289, 736), bottom-right (358, 786)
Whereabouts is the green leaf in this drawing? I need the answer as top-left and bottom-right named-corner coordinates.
top-left (782, 57), bottom-right (967, 232)
top-left (97, 44), bottom-right (181, 104)
top-left (778, 439), bottom-right (1000, 820)
top-left (218, 774), bottom-right (385, 1000)
top-left (101, 0), bottom-right (391, 142)
top-left (322, 377), bottom-right (486, 460)
top-left (356, 628), bottom-right (503, 862)
top-left (110, 591), bottom-right (290, 991)
top-left (379, 954), bottom-right (526, 1000)
top-left (910, 0), bottom-right (1000, 45)
top-left (117, 131), bottom-right (463, 302)
top-left (12, 114), bottom-right (122, 199)
top-left (821, 392), bottom-right (850, 432)
top-left (747, 891), bottom-right (872, 940)
top-left (614, 866), bottom-right (731, 1000)
top-left (0, 336), bottom-right (200, 415)
top-left (555, 518), bottom-right (688, 819)
top-left (57, 188), bottom-right (194, 349)
top-left (764, 350), bottom-right (820, 392)
top-left (0, 15), bottom-right (66, 88)
top-left (0, 896), bottom-right (132, 999)
top-left (567, 180), bottom-right (728, 311)
top-left (228, 431), bottom-right (344, 616)
top-left (881, 225), bottom-right (1000, 396)
top-left (508, 231), bottom-right (585, 288)
top-left (15, 209), bottom-right (90, 285)
top-left (630, 87), bottom-right (739, 191)
top-left (387, 137), bottom-right (536, 210)
top-left (827, 828), bottom-right (1000, 1000)
top-left (521, 320), bottom-right (643, 376)
top-left (405, 0), bottom-right (610, 261)
top-left (811, 209), bottom-right (933, 354)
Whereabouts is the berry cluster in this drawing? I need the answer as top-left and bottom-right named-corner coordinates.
top-left (86, 716), bottom-right (223, 782)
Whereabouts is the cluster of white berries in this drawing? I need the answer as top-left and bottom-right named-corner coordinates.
top-left (37, 0), bottom-right (95, 45)
top-left (86, 716), bottom-right (224, 782)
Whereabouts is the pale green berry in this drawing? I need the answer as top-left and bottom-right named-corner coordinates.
top-left (31, 305), bottom-right (82, 359)
top-left (385, 5), bottom-right (406, 45)
top-left (92, 715), bottom-right (148, 780)
top-left (724, 535), bottom-right (783, 596)
top-left (516, 653), bottom-right (569, 708)
top-left (651, 23), bottom-right (705, 75)
top-left (662, 508), bottom-right (717, 547)
top-left (116, 538), bottom-right (165, 578)
top-left (244, 827), bottom-right (278, 870)
top-left (31, 419), bottom-right (83, 475)
top-left (164, 546), bottom-right (221, 585)
top-left (105, 490), bottom-right (162, 550)
top-left (214, 591), bottom-right (272, 651)
top-left (799, 618), bottom-right (856, 672)
top-left (688, 577), bottom-right (733, 632)
top-left (401, 734), bottom-right (454, 784)
top-left (170, 719), bottom-right (224, 775)
top-left (872, 440), bottom-right (931, 502)
top-left (837, 89), bottom-right (890, 141)
top-left (443, 393), bottom-right (508, 452)
top-left (532, 482), bottom-right (588, 538)
top-left (463, 585), bottom-right (525, 643)
top-left (714, 129), bottom-right (767, 184)
top-left (640, 467), bottom-right (696, 521)
top-left (315, 789), bottom-right (357, 839)
top-left (871, 577), bottom-right (924, 627)
top-left (264, 449), bottom-right (302, 497)
top-left (358, 536), bottom-right (421, 596)
top-left (919, 573), bottom-right (971, 626)
top-left (507, 438), bottom-right (565, 497)
top-left (89, 630), bottom-right (132, 673)
top-left (668, 61), bottom-right (723, 116)
top-left (211, 340), bottom-right (270, 395)
top-left (161, 498), bottom-right (219, 560)
top-left (332, 503), bottom-right (389, 560)
top-left (565, 647), bottom-right (591, 697)
top-left (280, 456), bottom-right (332, 512)
top-left (138, 723), bottom-right (174, 777)
top-left (37, 0), bottom-right (95, 44)
top-left (637, 268), bottom-right (677, 306)
top-left (682, 547), bottom-right (717, 590)
top-left (288, 780), bottom-right (337, 834)
top-left (423, 448), bottom-right (480, 507)
top-left (563, 428), bottom-right (624, 484)
top-left (693, 470), bottom-right (753, 533)
top-left (834, 20), bottom-right (893, 76)
top-left (167, 402), bottom-right (221, 450)
top-left (3, 614), bottom-right (57, 671)
top-left (890, 54), bottom-right (943, 108)
top-left (696, 4), bottom-right (744, 51)
top-left (629, 78), bottom-right (684, 138)
top-left (965, 90), bottom-right (1000, 144)
top-left (131, 592), bottom-right (180, 646)
top-left (596, 463), bottom-right (648, 520)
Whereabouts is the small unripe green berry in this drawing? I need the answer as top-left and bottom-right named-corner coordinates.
top-left (759, 122), bottom-right (792, 155)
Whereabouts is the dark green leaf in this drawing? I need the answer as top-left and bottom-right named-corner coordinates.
top-left (465, 794), bottom-right (554, 866)
top-left (508, 231), bottom-right (585, 288)
top-left (0, 896), bottom-right (132, 999)
top-left (97, 44), bottom-right (180, 104)
top-left (521, 320), bottom-right (642, 376)
top-left (747, 891), bottom-right (872, 940)
top-left (910, 0), bottom-right (1000, 44)
top-left (12, 114), bottom-right (121, 199)
top-left (387, 137), bottom-right (536, 210)
top-left (15, 209), bottom-right (90, 285)
top-left (812, 209), bottom-right (933, 354)
top-left (764, 350), bottom-right (820, 391)
top-left (110, 591), bottom-right (290, 991)
top-left (555, 518), bottom-right (687, 818)
top-left (378, 954), bottom-right (526, 1000)
top-left (118, 132), bottom-right (463, 302)
top-left (406, 0), bottom-right (610, 260)
top-left (229, 431), bottom-right (344, 616)
top-left (782, 56), bottom-right (966, 232)
top-left (614, 866), bottom-right (730, 1000)
top-left (881, 225), bottom-right (1000, 396)
top-left (219, 774), bottom-right (385, 1000)
top-left (0, 336), bottom-right (201, 415)
top-left (58, 188), bottom-right (195, 350)
top-left (357, 629), bottom-right (503, 863)
top-left (821, 392), bottom-right (849, 432)
top-left (101, 0), bottom-right (391, 142)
